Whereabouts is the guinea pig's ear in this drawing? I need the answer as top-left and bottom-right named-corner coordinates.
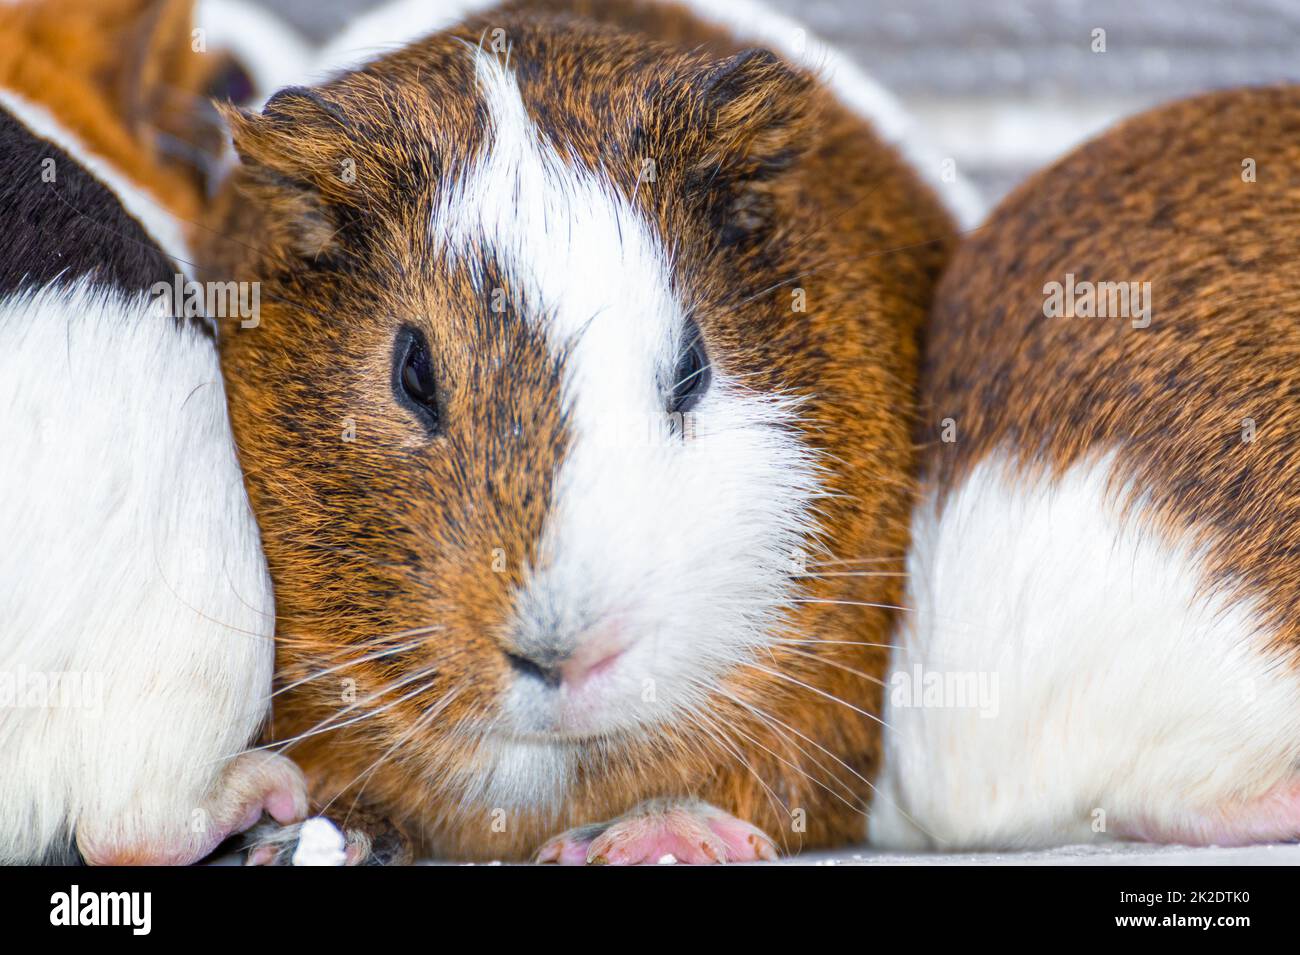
top-left (219, 87), bottom-right (357, 263)
top-left (692, 48), bottom-right (812, 175)
top-left (672, 48), bottom-right (814, 243)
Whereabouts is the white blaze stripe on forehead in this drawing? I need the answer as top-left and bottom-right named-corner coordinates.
top-left (432, 50), bottom-right (682, 419)
top-left (430, 52), bottom-right (822, 777)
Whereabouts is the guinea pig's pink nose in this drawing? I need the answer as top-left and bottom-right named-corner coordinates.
top-left (558, 631), bottom-right (627, 691)
top-left (507, 621), bottom-right (628, 691)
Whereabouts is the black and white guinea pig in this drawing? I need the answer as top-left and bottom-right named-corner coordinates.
top-left (0, 0), bottom-right (309, 864)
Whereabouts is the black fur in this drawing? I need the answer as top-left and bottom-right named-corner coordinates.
top-left (0, 105), bottom-right (176, 297)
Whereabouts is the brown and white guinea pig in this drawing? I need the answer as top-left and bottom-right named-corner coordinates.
top-left (873, 86), bottom-right (1300, 851)
top-left (201, 0), bottom-right (969, 863)
top-left (0, 0), bottom-right (310, 863)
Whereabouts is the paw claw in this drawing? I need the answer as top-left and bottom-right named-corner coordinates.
top-left (536, 800), bottom-right (776, 866)
top-left (244, 844), bottom-right (280, 867)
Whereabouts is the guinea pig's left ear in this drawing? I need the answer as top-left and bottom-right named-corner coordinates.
top-left (219, 87), bottom-right (359, 263)
top-left (689, 48), bottom-right (813, 180)
top-left (666, 48), bottom-right (813, 244)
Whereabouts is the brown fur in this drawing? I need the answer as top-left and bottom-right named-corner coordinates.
top-left (923, 86), bottom-right (1300, 643)
top-left (203, 0), bottom-right (954, 861)
top-left (0, 0), bottom-right (234, 221)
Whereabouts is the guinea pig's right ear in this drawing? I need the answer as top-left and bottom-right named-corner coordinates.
top-left (219, 87), bottom-right (357, 263)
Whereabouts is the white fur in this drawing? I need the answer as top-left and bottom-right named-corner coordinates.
top-left (307, 0), bottom-right (982, 228)
top-left (872, 452), bottom-right (1300, 849)
top-left (0, 102), bottom-right (274, 860)
top-left (430, 53), bottom-right (821, 808)
top-left (0, 281), bottom-right (276, 861)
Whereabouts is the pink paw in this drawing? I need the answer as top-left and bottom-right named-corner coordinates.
top-left (207, 751), bottom-right (310, 844)
top-left (1118, 779), bottom-right (1300, 847)
top-left (535, 800), bottom-right (778, 865)
top-left (79, 751), bottom-right (308, 866)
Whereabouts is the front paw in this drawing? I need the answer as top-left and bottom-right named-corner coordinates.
top-left (535, 799), bottom-right (778, 865)
top-left (77, 751), bottom-right (308, 866)
top-left (245, 812), bottom-right (412, 866)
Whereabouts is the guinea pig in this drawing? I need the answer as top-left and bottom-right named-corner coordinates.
top-left (202, 0), bottom-right (968, 863)
top-left (872, 86), bottom-right (1300, 850)
top-left (0, 0), bottom-right (306, 864)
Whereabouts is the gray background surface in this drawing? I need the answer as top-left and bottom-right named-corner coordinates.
top-left (258, 0), bottom-right (1300, 207)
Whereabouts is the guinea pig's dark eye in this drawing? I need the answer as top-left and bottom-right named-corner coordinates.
top-left (393, 326), bottom-right (441, 433)
top-left (668, 321), bottom-right (711, 415)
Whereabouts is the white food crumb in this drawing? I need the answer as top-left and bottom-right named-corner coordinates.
top-left (657, 854), bottom-right (678, 865)
top-left (292, 817), bottom-right (348, 867)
